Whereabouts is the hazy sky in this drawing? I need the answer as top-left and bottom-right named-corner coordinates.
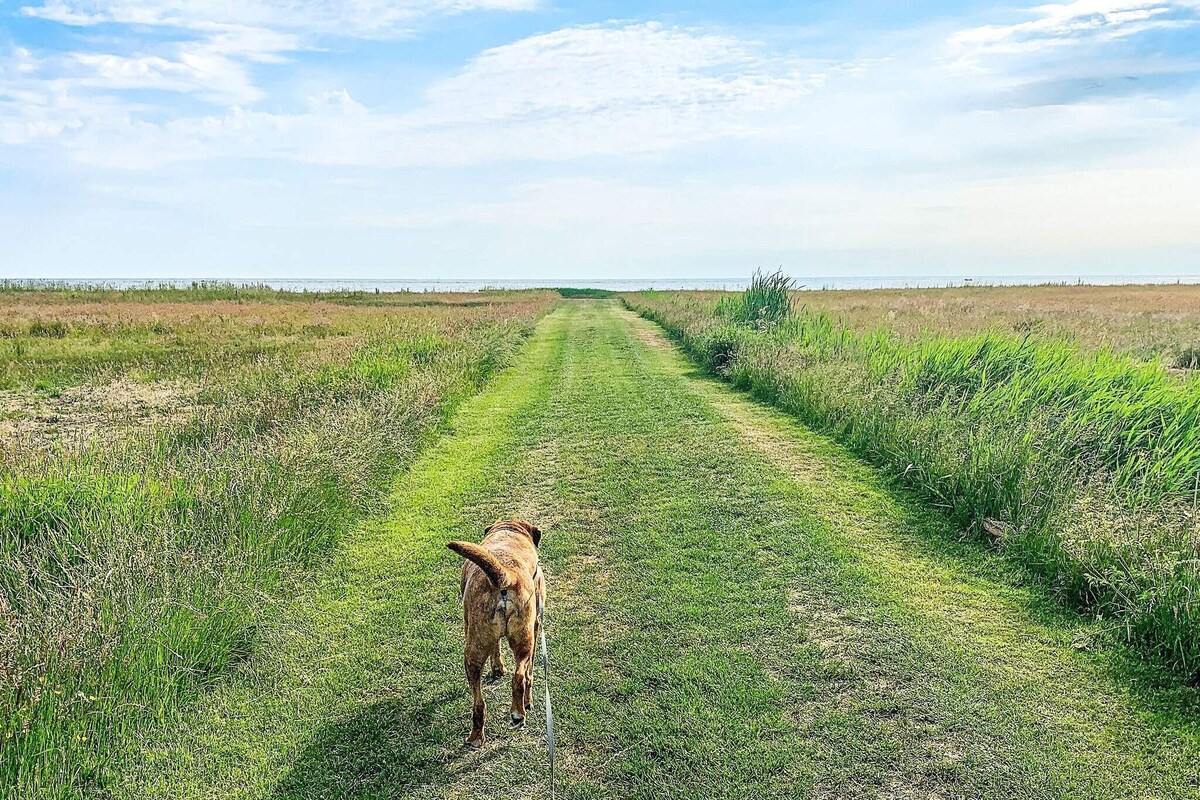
top-left (2, 0), bottom-right (1198, 279)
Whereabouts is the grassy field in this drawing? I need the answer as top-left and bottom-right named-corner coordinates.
top-left (0, 286), bottom-right (555, 797)
top-left (670, 282), bottom-right (1200, 364)
top-left (0, 284), bottom-right (534, 393)
top-left (104, 303), bottom-right (1200, 799)
top-left (6, 287), bottom-right (1200, 798)
top-left (626, 279), bottom-right (1200, 678)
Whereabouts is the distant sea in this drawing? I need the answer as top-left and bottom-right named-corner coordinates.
top-left (8, 276), bottom-right (1200, 293)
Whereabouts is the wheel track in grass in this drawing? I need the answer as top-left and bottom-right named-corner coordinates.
top-left (113, 301), bottom-right (1200, 799)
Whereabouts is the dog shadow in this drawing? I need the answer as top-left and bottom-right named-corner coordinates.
top-left (269, 689), bottom-right (499, 800)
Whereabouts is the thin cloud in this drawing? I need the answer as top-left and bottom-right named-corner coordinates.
top-left (3, 22), bottom-right (837, 167)
top-left (3, 0), bottom-right (542, 146)
top-left (21, 0), bottom-right (542, 38)
top-left (950, 0), bottom-right (1200, 60)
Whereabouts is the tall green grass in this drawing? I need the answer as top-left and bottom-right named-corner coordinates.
top-left (716, 269), bottom-right (795, 327)
top-left (0, 296), bottom-right (552, 798)
top-left (626, 288), bottom-right (1200, 678)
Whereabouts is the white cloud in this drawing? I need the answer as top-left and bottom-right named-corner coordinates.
top-left (21, 0), bottom-right (542, 39)
top-left (5, 8), bottom-right (1195, 172)
top-left (419, 22), bottom-right (813, 123)
top-left (0, 26), bottom-right (300, 139)
top-left (4, 22), bottom-right (834, 167)
top-left (4, 0), bottom-right (541, 136)
top-left (950, 0), bottom-right (1200, 61)
top-left (62, 31), bottom-right (289, 105)
top-left (86, 25), bottom-right (303, 103)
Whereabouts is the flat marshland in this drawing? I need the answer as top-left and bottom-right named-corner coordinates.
top-left (803, 283), bottom-right (1200, 361)
top-left (7, 282), bottom-right (1200, 800)
top-left (670, 282), bottom-right (1200, 362)
top-left (0, 286), bottom-right (555, 793)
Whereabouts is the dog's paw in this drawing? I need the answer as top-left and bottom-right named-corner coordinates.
top-left (510, 712), bottom-right (525, 728)
top-left (525, 701), bottom-right (533, 712)
top-left (465, 734), bottom-right (484, 749)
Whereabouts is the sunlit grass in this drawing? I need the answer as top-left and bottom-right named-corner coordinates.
top-left (0, 288), bottom-right (555, 797)
top-left (626, 287), bottom-right (1200, 677)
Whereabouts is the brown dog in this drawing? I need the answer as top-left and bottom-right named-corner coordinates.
top-left (447, 519), bottom-right (545, 747)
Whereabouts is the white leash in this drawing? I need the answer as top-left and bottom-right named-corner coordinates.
top-left (538, 596), bottom-right (555, 799)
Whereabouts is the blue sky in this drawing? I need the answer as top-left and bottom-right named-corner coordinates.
top-left (1, 0), bottom-right (1198, 280)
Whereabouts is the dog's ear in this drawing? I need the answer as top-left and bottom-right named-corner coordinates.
top-left (527, 524), bottom-right (542, 548)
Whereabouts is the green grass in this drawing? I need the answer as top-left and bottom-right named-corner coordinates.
top-left (716, 269), bottom-right (795, 327)
top-left (0, 280), bottom-right (376, 304)
top-left (10, 296), bottom-right (1200, 798)
top-left (0, 290), bottom-right (554, 798)
top-left (0, 289), bottom-right (553, 391)
top-left (625, 287), bottom-right (1200, 678)
top-left (99, 301), bottom-right (1200, 799)
top-left (556, 288), bottom-right (617, 299)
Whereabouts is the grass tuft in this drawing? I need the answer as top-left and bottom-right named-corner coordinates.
top-left (716, 269), bottom-right (796, 328)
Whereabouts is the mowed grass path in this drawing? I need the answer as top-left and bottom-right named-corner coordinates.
top-left (115, 301), bottom-right (1200, 799)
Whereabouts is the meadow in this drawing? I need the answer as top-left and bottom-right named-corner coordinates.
top-left (625, 277), bottom-right (1200, 678)
top-left (8, 282), bottom-right (1200, 799)
top-left (0, 286), bottom-right (555, 796)
top-left (669, 282), bottom-right (1200, 363)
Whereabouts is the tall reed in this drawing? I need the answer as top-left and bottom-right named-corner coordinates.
top-left (716, 269), bottom-right (796, 328)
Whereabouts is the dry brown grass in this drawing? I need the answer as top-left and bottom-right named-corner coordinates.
top-left (0, 292), bottom-right (557, 389)
top-left (0, 379), bottom-right (197, 450)
top-left (790, 283), bottom-right (1200, 362)
top-left (673, 283), bottom-right (1200, 362)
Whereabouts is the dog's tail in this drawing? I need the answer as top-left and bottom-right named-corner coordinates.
top-left (447, 541), bottom-right (512, 589)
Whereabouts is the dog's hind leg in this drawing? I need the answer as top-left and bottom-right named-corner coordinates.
top-left (488, 640), bottom-right (505, 679)
top-left (509, 633), bottom-right (535, 725)
top-left (523, 659), bottom-right (534, 714)
top-left (464, 645), bottom-right (489, 748)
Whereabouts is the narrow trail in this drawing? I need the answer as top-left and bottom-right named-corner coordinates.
top-left (116, 301), bottom-right (1200, 799)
